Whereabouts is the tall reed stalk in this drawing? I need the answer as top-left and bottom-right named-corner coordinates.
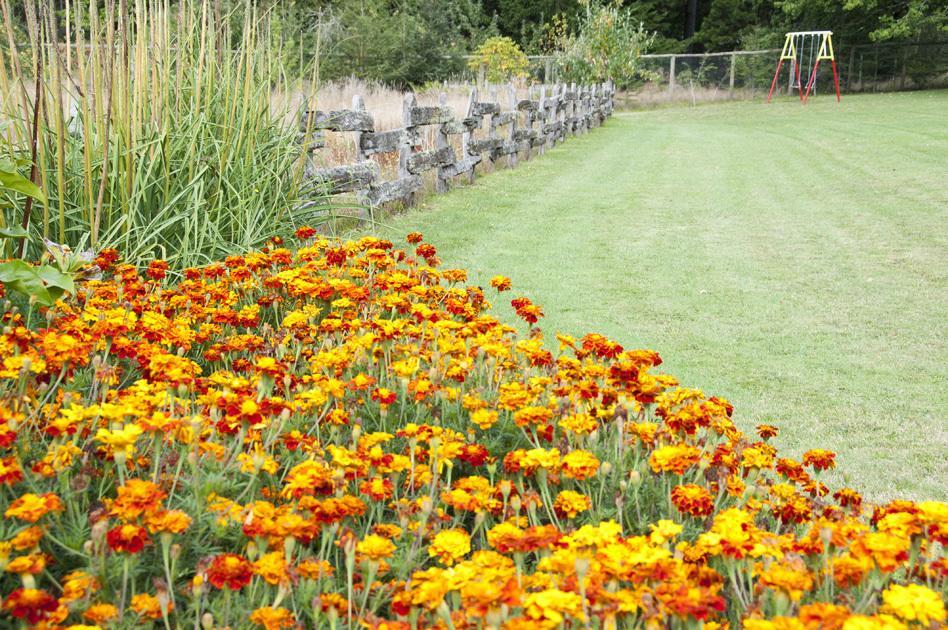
top-left (0, 0), bottom-right (325, 268)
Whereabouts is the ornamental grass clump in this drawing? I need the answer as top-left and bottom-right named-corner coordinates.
top-left (0, 231), bottom-right (944, 628)
top-left (0, 0), bottom-right (322, 269)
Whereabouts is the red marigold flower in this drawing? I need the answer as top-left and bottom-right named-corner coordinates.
top-left (415, 243), bottom-right (437, 260)
top-left (4, 588), bottom-right (58, 624)
top-left (671, 483), bottom-right (714, 517)
top-left (294, 226), bottom-right (317, 239)
top-left (510, 297), bottom-right (544, 324)
top-left (406, 232), bottom-right (424, 244)
top-left (146, 259), bottom-right (169, 281)
top-left (206, 554), bottom-right (254, 590)
top-left (93, 248), bottom-right (120, 271)
top-left (106, 524), bottom-right (150, 554)
top-left (326, 246), bottom-right (347, 266)
top-left (371, 387), bottom-right (397, 406)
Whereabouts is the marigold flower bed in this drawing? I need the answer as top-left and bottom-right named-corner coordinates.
top-left (0, 231), bottom-right (944, 629)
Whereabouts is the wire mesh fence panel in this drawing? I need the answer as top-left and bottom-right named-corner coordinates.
top-left (620, 40), bottom-right (946, 107)
top-left (843, 41), bottom-right (948, 93)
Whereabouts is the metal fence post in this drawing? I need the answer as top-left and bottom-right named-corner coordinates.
top-left (729, 52), bottom-right (736, 91)
top-left (669, 55), bottom-right (677, 92)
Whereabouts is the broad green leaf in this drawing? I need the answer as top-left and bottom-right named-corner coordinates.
top-left (36, 265), bottom-right (76, 295)
top-left (0, 260), bottom-right (54, 306)
top-left (0, 170), bottom-right (46, 204)
top-left (0, 226), bottom-right (29, 239)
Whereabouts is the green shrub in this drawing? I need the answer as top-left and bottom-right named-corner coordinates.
top-left (468, 36), bottom-right (530, 83)
top-left (549, 1), bottom-right (656, 89)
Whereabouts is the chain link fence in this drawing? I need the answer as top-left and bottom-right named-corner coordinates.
top-left (506, 41), bottom-right (947, 108)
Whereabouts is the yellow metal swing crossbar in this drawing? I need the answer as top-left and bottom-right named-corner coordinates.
top-left (779, 31), bottom-right (835, 61)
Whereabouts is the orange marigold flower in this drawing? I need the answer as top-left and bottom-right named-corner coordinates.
top-left (110, 479), bottom-right (167, 520)
top-left (206, 553), bottom-right (254, 590)
top-left (131, 592), bottom-right (171, 619)
top-left (851, 532), bottom-right (910, 572)
top-left (405, 232), bottom-right (424, 244)
top-left (146, 259), bottom-right (169, 280)
top-left (83, 602), bottom-right (119, 623)
top-left (250, 606), bottom-right (296, 630)
top-left (671, 483), bottom-right (714, 517)
top-left (3, 588), bottom-right (58, 624)
top-left (5, 553), bottom-right (46, 575)
top-left (561, 450), bottom-right (600, 480)
top-left (649, 444), bottom-right (701, 475)
top-left (798, 603), bottom-right (850, 630)
top-left (4, 493), bottom-right (64, 522)
top-left (553, 490), bottom-right (591, 519)
top-left (146, 509), bottom-right (193, 535)
top-left (10, 526), bottom-right (44, 551)
top-left (253, 552), bottom-right (289, 586)
top-left (298, 559), bottom-right (334, 580)
top-left (756, 561), bottom-right (814, 602)
top-left (802, 449), bottom-right (836, 471)
top-left (106, 524), bottom-right (150, 554)
top-left (359, 476), bottom-right (394, 501)
top-left (490, 275), bottom-right (511, 291)
top-left (428, 528), bottom-right (471, 566)
top-left (756, 424), bottom-right (779, 440)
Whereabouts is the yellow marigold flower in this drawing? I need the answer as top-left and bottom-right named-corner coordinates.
top-left (558, 412), bottom-right (598, 436)
top-left (428, 529), bottom-right (471, 566)
top-left (561, 450), bottom-right (600, 480)
top-left (649, 519), bottom-right (683, 545)
top-left (649, 444), bottom-right (701, 475)
top-left (741, 446), bottom-right (775, 470)
top-left (841, 615), bottom-right (908, 630)
top-left (130, 592), bottom-right (170, 619)
top-left (252, 551), bottom-right (289, 586)
top-left (5, 493), bottom-right (64, 523)
top-left (523, 589), bottom-right (584, 626)
top-left (94, 423), bottom-right (143, 459)
top-left (756, 561), bottom-right (814, 602)
top-left (512, 405), bottom-right (552, 428)
top-left (249, 606), bottom-right (296, 630)
top-left (470, 408), bottom-right (498, 430)
top-left (356, 534), bottom-right (396, 562)
top-left (553, 490), bottom-right (591, 519)
top-left (521, 448), bottom-right (561, 473)
top-left (743, 619), bottom-right (805, 630)
top-left (880, 583), bottom-right (946, 626)
top-left (60, 571), bottom-right (98, 604)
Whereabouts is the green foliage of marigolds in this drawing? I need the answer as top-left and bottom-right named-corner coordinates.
top-left (0, 0), bottom-right (325, 269)
top-left (468, 36), bottom-right (531, 83)
top-left (548, 1), bottom-right (656, 89)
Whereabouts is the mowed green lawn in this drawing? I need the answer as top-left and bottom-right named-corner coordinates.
top-left (368, 90), bottom-right (948, 501)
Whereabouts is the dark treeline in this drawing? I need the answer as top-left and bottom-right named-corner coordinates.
top-left (14, 0), bottom-right (948, 86)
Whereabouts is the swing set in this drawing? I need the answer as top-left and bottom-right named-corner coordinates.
top-left (767, 31), bottom-right (841, 104)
